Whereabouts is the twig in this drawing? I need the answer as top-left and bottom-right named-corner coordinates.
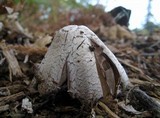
top-left (139, 74), bottom-right (154, 82)
top-left (0, 104), bottom-right (9, 112)
top-left (15, 21), bottom-right (33, 39)
top-left (142, 52), bottom-right (159, 56)
top-left (0, 92), bottom-right (25, 105)
top-left (98, 101), bottom-right (120, 118)
top-left (0, 84), bottom-right (25, 94)
top-left (130, 79), bottom-right (151, 85)
top-left (118, 58), bottom-right (143, 74)
top-left (130, 88), bottom-right (160, 117)
top-left (149, 40), bottom-right (160, 48)
top-left (54, 106), bottom-right (79, 113)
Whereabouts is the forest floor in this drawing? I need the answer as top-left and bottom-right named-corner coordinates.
top-left (0, 3), bottom-right (160, 118)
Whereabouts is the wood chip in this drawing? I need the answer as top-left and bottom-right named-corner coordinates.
top-left (0, 104), bottom-right (9, 112)
top-left (0, 92), bottom-right (25, 105)
top-left (0, 41), bottom-right (24, 81)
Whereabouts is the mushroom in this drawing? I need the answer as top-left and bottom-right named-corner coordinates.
top-left (36, 25), bottom-right (130, 104)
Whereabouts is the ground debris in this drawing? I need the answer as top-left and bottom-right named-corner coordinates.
top-left (0, 3), bottom-right (159, 118)
top-left (21, 97), bottom-right (33, 113)
top-left (0, 41), bottom-right (24, 81)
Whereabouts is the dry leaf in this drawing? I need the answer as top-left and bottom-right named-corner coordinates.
top-left (7, 12), bottom-right (19, 20)
top-left (118, 101), bottom-right (142, 115)
top-left (34, 34), bottom-right (52, 48)
top-left (8, 44), bottom-right (47, 56)
top-left (99, 24), bottom-right (136, 40)
top-left (93, 42), bottom-right (118, 96)
top-left (5, 6), bottom-right (13, 14)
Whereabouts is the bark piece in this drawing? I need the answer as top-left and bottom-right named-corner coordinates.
top-left (0, 92), bottom-right (25, 105)
top-left (37, 25), bottom-right (130, 103)
top-left (129, 88), bottom-right (160, 117)
top-left (0, 84), bottom-right (25, 95)
top-left (8, 44), bottom-right (47, 56)
top-left (0, 41), bottom-right (24, 81)
top-left (0, 104), bottom-right (9, 112)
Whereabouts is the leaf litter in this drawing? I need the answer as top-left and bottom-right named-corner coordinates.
top-left (0, 3), bottom-right (160, 118)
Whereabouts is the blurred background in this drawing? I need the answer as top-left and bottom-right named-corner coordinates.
top-left (1, 0), bottom-right (159, 34)
top-left (92, 0), bottom-right (160, 30)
